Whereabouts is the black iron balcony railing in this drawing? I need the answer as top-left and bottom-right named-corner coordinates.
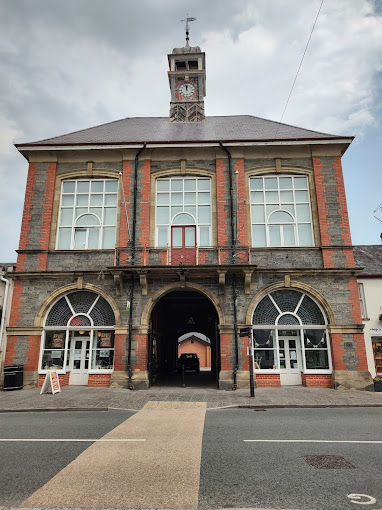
top-left (114, 245), bottom-right (254, 266)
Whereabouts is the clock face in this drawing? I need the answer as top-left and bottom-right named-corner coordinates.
top-left (178, 82), bottom-right (195, 97)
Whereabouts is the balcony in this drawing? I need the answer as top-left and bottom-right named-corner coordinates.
top-left (114, 245), bottom-right (253, 267)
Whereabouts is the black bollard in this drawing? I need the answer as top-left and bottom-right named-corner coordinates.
top-left (182, 364), bottom-right (185, 387)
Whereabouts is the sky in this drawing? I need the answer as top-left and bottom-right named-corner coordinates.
top-left (0, 0), bottom-right (381, 262)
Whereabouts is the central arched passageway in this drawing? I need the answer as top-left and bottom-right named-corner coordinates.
top-left (149, 290), bottom-right (220, 388)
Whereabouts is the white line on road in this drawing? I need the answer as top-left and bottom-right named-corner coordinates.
top-left (244, 439), bottom-right (382, 444)
top-left (0, 438), bottom-right (145, 442)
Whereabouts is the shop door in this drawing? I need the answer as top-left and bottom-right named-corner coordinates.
top-left (278, 334), bottom-right (302, 385)
top-left (68, 337), bottom-right (90, 385)
top-left (171, 226), bottom-right (196, 265)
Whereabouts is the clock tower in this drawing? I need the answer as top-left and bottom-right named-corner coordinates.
top-left (168, 37), bottom-right (206, 122)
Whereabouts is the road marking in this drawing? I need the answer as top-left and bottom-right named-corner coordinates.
top-left (0, 438), bottom-right (145, 442)
top-left (245, 439), bottom-right (382, 444)
top-left (348, 493), bottom-right (377, 505)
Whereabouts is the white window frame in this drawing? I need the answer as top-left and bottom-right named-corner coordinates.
top-left (250, 174), bottom-right (314, 248)
top-left (56, 178), bottom-right (118, 250)
top-left (155, 176), bottom-right (212, 248)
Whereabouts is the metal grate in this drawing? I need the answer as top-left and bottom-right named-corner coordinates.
top-left (278, 314), bottom-right (300, 325)
top-left (253, 295), bottom-right (279, 325)
top-left (272, 290), bottom-right (302, 313)
top-left (298, 295), bottom-right (325, 325)
top-left (46, 297), bottom-right (72, 326)
top-left (67, 291), bottom-right (98, 314)
top-left (304, 455), bottom-right (355, 469)
top-left (89, 297), bottom-right (115, 326)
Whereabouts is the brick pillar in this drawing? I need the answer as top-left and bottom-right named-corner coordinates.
top-left (138, 160), bottom-right (151, 250)
top-left (37, 162), bottom-right (57, 271)
top-left (135, 333), bottom-right (148, 370)
top-left (119, 161), bottom-right (133, 247)
top-left (216, 159), bottom-right (229, 261)
top-left (17, 163), bottom-right (37, 271)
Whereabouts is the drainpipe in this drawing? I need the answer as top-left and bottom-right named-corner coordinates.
top-left (219, 142), bottom-right (239, 389)
top-left (0, 272), bottom-right (10, 388)
top-left (126, 144), bottom-right (146, 389)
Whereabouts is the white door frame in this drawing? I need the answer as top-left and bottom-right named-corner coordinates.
top-left (278, 333), bottom-right (302, 386)
top-left (68, 335), bottom-right (90, 385)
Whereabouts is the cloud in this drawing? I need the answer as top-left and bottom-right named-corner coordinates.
top-left (0, 0), bottom-right (381, 259)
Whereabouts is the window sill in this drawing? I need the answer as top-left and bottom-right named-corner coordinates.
top-left (303, 369), bottom-right (332, 375)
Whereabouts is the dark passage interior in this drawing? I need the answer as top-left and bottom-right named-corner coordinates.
top-left (149, 290), bottom-right (220, 387)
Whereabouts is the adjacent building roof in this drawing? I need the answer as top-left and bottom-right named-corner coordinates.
top-left (16, 115), bottom-right (353, 148)
top-left (353, 245), bottom-right (382, 276)
top-left (178, 332), bottom-right (211, 346)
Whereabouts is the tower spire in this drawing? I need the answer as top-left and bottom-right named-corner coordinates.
top-left (180, 15), bottom-right (196, 47)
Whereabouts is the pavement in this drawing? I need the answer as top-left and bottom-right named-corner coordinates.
top-left (1, 384), bottom-right (382, 412)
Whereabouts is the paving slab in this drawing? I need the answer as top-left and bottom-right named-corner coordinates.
top-left (0, 385), bottom-right (381, 412)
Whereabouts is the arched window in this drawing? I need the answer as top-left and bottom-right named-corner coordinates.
top-left (156, 176), bottom-right (212, 247)
top-left (250, 175), bottom-right (314, 247)
top-left (252, 289), bottom-right (331, 384)
top-left (40, 291), bottom-right (116, 383)
top-left (57, 179), bottom-right (118, 250)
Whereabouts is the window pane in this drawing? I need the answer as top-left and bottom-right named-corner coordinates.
top-left (184, 179), bottom-right (196, 191)
top-left (280, 191), bottom-right (293, 202)
top-left (90, 194), bottom-right (103, 206)
top-left (76, 214), bottom-right (100, 226)
top-left (252, 225), bottom-right (266, 247)
top-left (104, 208), bottom-right (117, 225)
top-left (296, 204), bottom-right (311, 222)
top-left (198, 179), bottom-right (210, 191)
top-left (250, 178), bottom-right (263, 190)
top-left (91, 349), bottom-right (114, 370)
top-left (295, 190), bottom-right (309, 202)
top-left (171, 206), bottom-right (183, 219)
top-left (105, 180), bottom-right (118, 192)
top-left (305, 350), bottom-right (329, 370)
top-left (91, 181), bottom-right (103, 193)
top-left (171, 192), bottom-right (183, 205)
top-left (88, 228), bottom-right (100, 249)
top-left (251, 205), bottom-right (265, 222)
top-left (157, 193), bottom-right (169, 205)
top-left (282, 204), bottom-right (295, 215)
top-left (269, 211), bottom-right (293, 223)
top-left (157, 206), bottom-right (169, 224)
top-left (75, 207), bottom-right (87, 218)
top-left (76, 195), bottom-right (88, 206)
top-left (63, 181), bottom-right (75, 193)
top-left (266, 204), bottom-right (278, 217)
top-left (74, 229), bottom-right (86, 249)
top-left (77, 181), bottom-right (89, 193)
top-left (172, 228), bottom-right (182, 247)
top-left (157, 227), bottom-right (168, 246)
top-left (279, 177), bottom-right (292, 189)
top-left (304, 330), bottom-right (327, 348)
top-left (89, 207), bottom-right (102, 219)
top-left (171, 179), bottom-right (183, 191)
top-left (298, 224), bottom-right (313, 246)
top-left (198, 206), bottom-right (211, 223)
top-left (253, 349), bottom-right (276, 369)
top-left (264, 177), bottom-right (278, 189)
top-left (251, 191), bottom-right (264, 204)
top-left (265, 191), bottom-right (279, 203)
top-left (41, 350), bottom-right (64, 370)
top-left (62, 194), bottom-right (74, 206)
top-left (254, 330), bottom-right (275, 347)
top-left (105, 194), bottom-right (117, 206)
top-left (57, 228), bottom-right (71, 249)
top-left (157, 179), bottom-right (169, 191)
top-left (102, 227), bottom-right (116, 248)
top-left (294, 177), bottom-right (307, 189)
top-left (173, 213), bottom-right (194, 225)
top-left (185, 227), bottom-right (195, 247)
top-left (199, 226), bottom-right (210, 246)
top-left (198, 192), bottom-right (211, 205)
top-left (59, 208), bottom-right (73, 226)
top-left (183, 205), bottom-right (196, 217)
top-left (269, 225), bottom-right (281, 245)
top-left (283, 225), bottom-right (295, 245)
top-left (184, 192), bottom-right (196, 204)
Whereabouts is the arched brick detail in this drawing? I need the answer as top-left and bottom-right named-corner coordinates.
top-left (140, 282), bottom-right (225, 328)
top-left (34, 283), bottom-right (121, 327)
top-left (245, 280), bottom-right (335, 326)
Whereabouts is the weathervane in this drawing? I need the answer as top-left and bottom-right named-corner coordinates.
top-left (180, 15), bottom-right (196, 46)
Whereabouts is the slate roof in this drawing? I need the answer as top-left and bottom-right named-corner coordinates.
top-left (353, 245), bottom-right (382, 276)
top-left (17, 115), bottom-right (352, 147)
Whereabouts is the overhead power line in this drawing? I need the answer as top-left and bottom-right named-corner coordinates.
top-left (275, 0), bottom-right (324, 133)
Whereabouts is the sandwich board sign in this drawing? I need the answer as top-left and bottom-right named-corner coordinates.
top-left (40, 370), bottom-right (61, 395)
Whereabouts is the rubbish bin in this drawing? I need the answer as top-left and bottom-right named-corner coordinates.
top-left (3, 365), bottom-right (24, 390)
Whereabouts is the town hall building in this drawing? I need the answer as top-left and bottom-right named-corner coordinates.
top-left (4, 34), bottom-right (373, 391)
